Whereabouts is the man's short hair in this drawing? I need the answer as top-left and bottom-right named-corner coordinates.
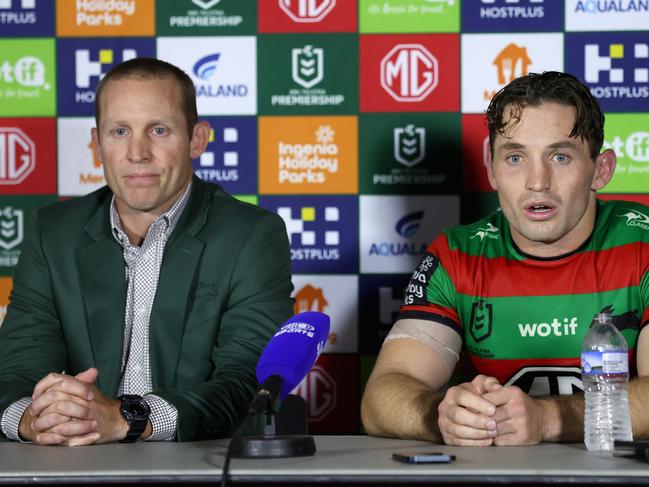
top-left (486, 71), bottom-right (604, 160)
top-left (94, 57), bottom-right (198, 137)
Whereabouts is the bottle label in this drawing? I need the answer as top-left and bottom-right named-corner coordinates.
top-left (581, 351), bottom-right (629, 375)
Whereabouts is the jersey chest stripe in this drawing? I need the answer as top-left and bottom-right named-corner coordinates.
top-left (445, 241), bottom-right (649, 297)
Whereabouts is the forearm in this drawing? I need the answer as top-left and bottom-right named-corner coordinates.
top-left (629, 376), bottom-right (649, 439)
top-left (361, 372), bottom-right (444, 441)
top-left (536, 394), bottom-right (584, 442)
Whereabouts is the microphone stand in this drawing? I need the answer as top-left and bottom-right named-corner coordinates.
top-left (229, 376), bottom-right (316, 458)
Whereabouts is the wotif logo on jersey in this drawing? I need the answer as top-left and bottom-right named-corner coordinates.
top-left (279, 0), bottom-right (336, 23)
top-left (479, 0), bottom-right (545, 19)
top-left (0, 127), bottom-right (35, 186)
top-left (381, 44), bottom-right (437, 102)
top-left (74, 48), bottom-right (136, 104)
top-left (74, 0), bottom-right (136, 27)
top-left (394, 124), bottom-right (425, 167)
top-left (0, 0), bottom-right (36, 25)
top-left (518, 317), bottom-right (579, 337)
top-left (278, 125), bottom-right (338, 184)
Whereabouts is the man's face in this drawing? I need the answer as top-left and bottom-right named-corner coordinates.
top-left (92, 76), bottom-right (207, 219)
top-left (488, 102), bottom-right (615, 257)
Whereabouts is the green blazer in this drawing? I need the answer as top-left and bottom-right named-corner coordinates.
top-left (0, 177), bottom-right (293, 441)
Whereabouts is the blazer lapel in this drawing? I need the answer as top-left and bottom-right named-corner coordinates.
top-left (149, 178), bottom-right (210, 389)
top-left (76, 198), bottom-right (126, 396)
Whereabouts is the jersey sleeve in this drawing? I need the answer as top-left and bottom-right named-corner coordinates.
top-left (641, 260), bottom-right (649, 328)
top-left (397, 233), bottom-right (461, 336)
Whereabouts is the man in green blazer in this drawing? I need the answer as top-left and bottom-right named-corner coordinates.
top-left (0, 58), bottom-right (293, 445)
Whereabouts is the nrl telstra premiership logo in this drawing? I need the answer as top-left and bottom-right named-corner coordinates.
top-left (292, 45), bottom-right (324, 89)
top-left (620, 209), bottom-right (649, 230)
top-left (191, 0), bottom-right (221, 9)
top-left (279, 0), bottom-right (336, 23)
top-left (381, 44), bottom-right (438, 102)
top-left (393, 124), bottom-right (425, 167)
top-left (0, 207), bottom-right (24, 250)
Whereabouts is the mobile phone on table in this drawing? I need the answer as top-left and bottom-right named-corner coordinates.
top-left (392, 451), bottom-right (455, 464)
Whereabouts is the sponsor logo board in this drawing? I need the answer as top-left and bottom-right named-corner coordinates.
top-left (258, 116), bottom-right (358, 194)
top-left (192, 116), bottom-right (257, 194)
top-left (0, 39), bottom-right (55, 116)
top-left (462, 0), bottom-right (562, 33)
top-left (601, 114), bottom-right (649, 193)
top-left (0, 118), bottom-right (56, 195)
top-left (292, 275), bottom-right (358, 353)
top-left (56, 0), bottom-right (154, 36)
top-left (598, 194), bottom-right (649, 206)
top-left (155, 0), bottom-right (256, 35)
top-left (462, 114), bottom-right (493, 192)
top-left (158, 36), bottom-right (256, 115)
top-left (566, 0), bottom-right (649, 31)
top-left (359, 0), bottom-right (459, 33)
top-left (258, 0), bottom-right (356, 33)
top-left (257, 34), bottom-right (358, 114)
top-left (0, 196), bottom-right (58, 274)
top-left (359, 113), bottom-right (461, 194)
top-left (360, 195), bottom-right (460, 273)
top-left (0, 0), bottom-right (55, 36)
top-left (57, 117), bottom-right (106, 197)
top-left (358, 274), bottom-right (410, 354)
top-left (259, 195), bottom-right (358, 273)
top-left (56, 38), bottom-right (155, 116)
top-left (567, 32), bottom-right (649, 112)
top-left (462, 33), bottom-right (563, 113)
top-left (360, 34), bottom-right (459, 112)
top-left (292, 354), bottom-right (359, 433)
top-left (0, 276), bottom-right (11, 326)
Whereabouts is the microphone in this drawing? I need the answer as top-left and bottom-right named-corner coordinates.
top-left (252, 311), bottom-right (330, 413)
top-left (230, 311), bottom-right (330, 459)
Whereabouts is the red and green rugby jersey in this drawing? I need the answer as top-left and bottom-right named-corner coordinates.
top-left (399, 199), bottom-right (649, 395)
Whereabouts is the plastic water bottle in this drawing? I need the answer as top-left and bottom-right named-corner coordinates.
top-left (581, 312), bottom-right (633, 451)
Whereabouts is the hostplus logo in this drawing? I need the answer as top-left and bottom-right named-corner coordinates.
top-left (278, 205), bottom-right (341, 262)
top-left (393, 124), bottom-right (425, 167)
top-left (518, 317), bottom-right (579, 337)
top-left (196, 127), bottom-right (240, 183)
top-left (484, 43), bottom-right (531, 100)
top-left (292, 45), bottom-right (323, 89)
top-left (0, 127), bottom-right (35, 185)
top-left (0, 0), bottom-right (36, 25)
top-left (277, 125), bottom-right (339, 184)
top-left (619, 209), bottom-right (649, 230)
top-left (193, 53), bottom-right (248, 98)
top-left (0, 206), bottom-right (23, 268)
top-left (380, 44), bottom-right (438, 102)
top-left (480, 0), bottom-right (545, 19)
top-left (279, 0), bottom-right (336, 23)
top-left (75, 48), bottom-right (136, 103)
top-left (369, 211), bottom-right (427, 257)
top-left (584, 41), bottom-right (649, 99)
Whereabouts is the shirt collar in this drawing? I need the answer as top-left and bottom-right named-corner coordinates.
top-left (110, 182), bottom-right (193, 247)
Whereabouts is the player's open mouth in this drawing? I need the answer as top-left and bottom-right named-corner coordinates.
top-left (524, 202), bottom-right (557, 220)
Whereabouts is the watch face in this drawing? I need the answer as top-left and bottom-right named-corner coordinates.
top-left (127, 402), bottom-right (149, 421)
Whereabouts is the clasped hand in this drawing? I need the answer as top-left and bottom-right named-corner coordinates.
top-left (437, 375), bottom-right (547, 446)
top-left (20, 368), bottom-right (126, 446)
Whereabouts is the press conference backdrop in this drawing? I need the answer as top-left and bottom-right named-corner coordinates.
top-left (1, 0), bottom-right (648, 434)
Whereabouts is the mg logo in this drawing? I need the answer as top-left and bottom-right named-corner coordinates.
top-left (279, 0), bottom-right (336, 23)
top-left (293, 365), bottom-right (337, 422)
top-left (380, 44), bottom-right (438, 102)
top-left (76, 49), bottom-right (137, 89)
top-left (492, 43), bottom-right (531, 85)
top-left (608, 131), bottom-right (649, 163)
top-left (0, 207), bottom-right (23, 250)
top-left (0, 128), bottom-right (35, 185)
top-left (393, 124), bottom-right (425, 167)
top-left (292, 45), bottom-right (324, 89)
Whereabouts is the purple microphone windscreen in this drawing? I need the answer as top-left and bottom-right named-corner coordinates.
top-left (256, 311), bottom-right (330, 399)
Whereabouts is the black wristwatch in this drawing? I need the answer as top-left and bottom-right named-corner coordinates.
top-left (118, 394), bottom-right (150, 443)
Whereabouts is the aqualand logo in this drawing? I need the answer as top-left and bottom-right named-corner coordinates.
top-left (0, 127), bottom-right (35, 185)
top-left (584, 41), bottom-right (649, 98)
top-left (380, 44), bottom-right (438, 102)
top-left (192, 53), bottom-right (248, 98)
top-left (369, 211), bottom-right (427, 257)
top-left (619, 209), bottom-right (649, 230)
top-left (279, 0), bottom-right (336, 23)
top-left (572, 0), bottom-right (649, 14)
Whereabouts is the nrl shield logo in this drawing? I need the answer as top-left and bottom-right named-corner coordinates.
top-left (469, 300), bottom-right (493, 343)
top-left (292, 45), bottom-right (324, 89)
top-left (393, 124), bottom-right (425, 167)
top-left (0, 207), bottom-right (24, 251)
